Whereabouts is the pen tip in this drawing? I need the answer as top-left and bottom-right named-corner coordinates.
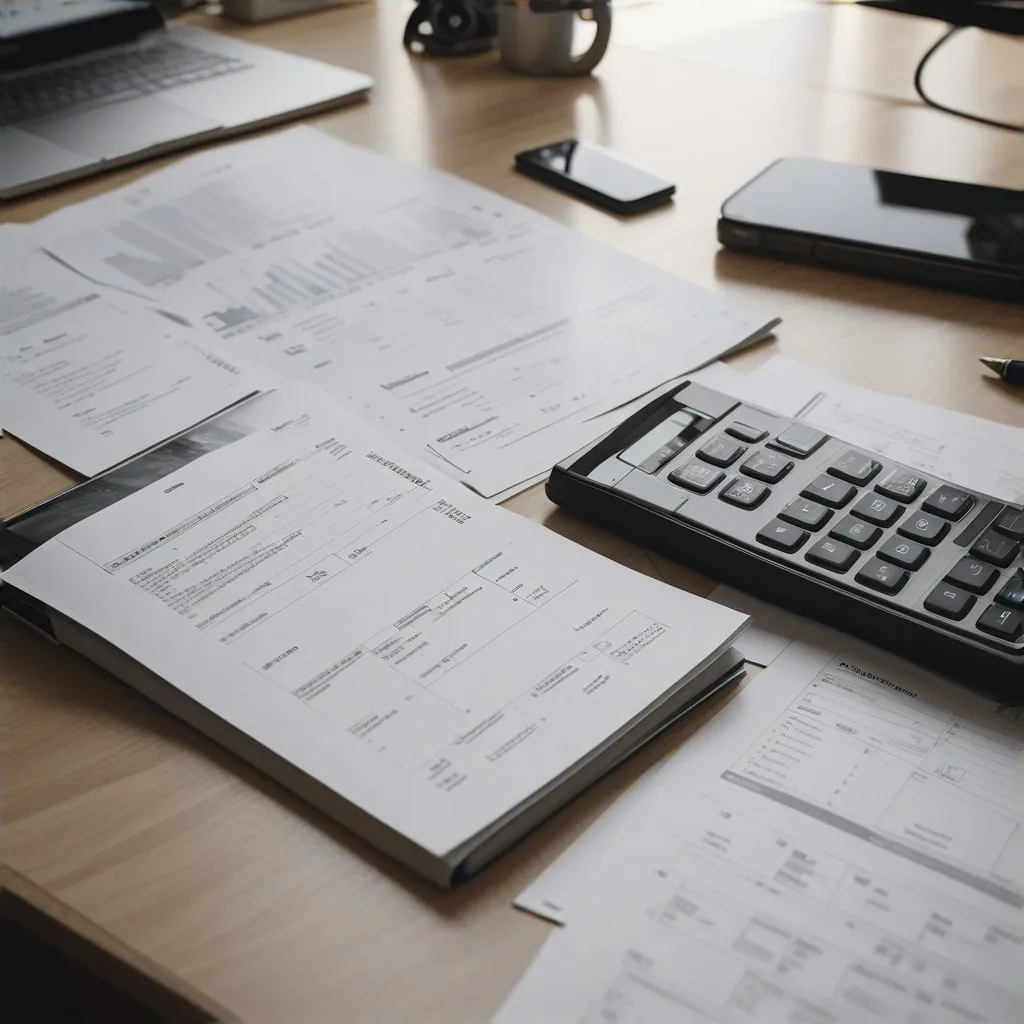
top-left (979, 356), bottom-right (1002, 373)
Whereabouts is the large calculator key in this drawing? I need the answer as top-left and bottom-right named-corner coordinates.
top-left (855, 558), bottom-right (909, 595)
top-left (897, 512), bottom-right (950, 546)
top-left (850, 492), bottom-right (904, 527)
top-left (725, 422), bottom-right (768, 443)
top-left (877, 535), bottom-right (929, 570)
top-left (696, 434), bottom-right (746, 468)
top-left (995, 571), bottom-right (1024, 610)
top-left (874, 469), bottom-right (927, 502)
top-left (970, 530), bottom-right (1020, 569)
top-left (741, 450), bottom-right (793, 483)
top-left (924, 584), bottom-right (976, 621)
top-left (719, 478), bottom-right (770, 509)
top-left (828, 450), bottom-right (881, 485)
top-left (921, 485), bottom-right (974, 521)
top-left (993, 508), bottom-right (1024, 542)
top-left (768, 423), bottom-right (829, 458)
top-left (801, 475), bottom-right (856, 509)
top-left (944, 557), bottom-right (999, 595)
top-left (976, 605), bottom-right (1023, 643)
top-left (757, 519), bottom-right (809, 553)
top-left (668, 459), bottom-right (724, 494)
top-left (779, 498), bottom-right (832, 530)
top-left (829, 515), bottom-right (881, 550)
top-left (805, 537), bottom-right (859, 573)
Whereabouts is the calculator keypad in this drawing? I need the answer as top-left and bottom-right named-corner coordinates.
top-left (875, 469), bottom-right (927, 502)
top-left (828, 450), bottom-right (881, 485)
top-left (856, 558), bottom-right (908, 594)
top-left (922, 485), bottom-right (974, 521)
top-left (896, 512), bottom-right (949, 546)
top-left (697, 435), bottom-right (746, 468)
top-left (608, 394), bottom-right (1024, 661)
top-left (741, 450), bottom-right (793, 483)
top-left (925, 584), bottom-right (976, 620)
top-left (945, 557), bottom-right (999, 594)
top-left (720, 478), bottom-right (770, 509)
top-left (806, 537), bottom-right (859, 572)
top-left (971, 530), bottom-right (1020, 569)
top-left (829, 516), bottom-right (880, 550)
top-left (779, 499), bottom-right (832, 530)
top-left (802, 475), bottom-right (856, 509)
top-left (669, 459), bottom-right (724, 494)
top-left (850, 493), bottom-right (904, 527)
top-left (756, 519), bottom-right (808, 553)
top-left (877, 535), bottom-right (929, 570)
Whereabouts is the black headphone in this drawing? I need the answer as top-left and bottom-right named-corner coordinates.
top-left (403, 0), bottom-right (498, 57)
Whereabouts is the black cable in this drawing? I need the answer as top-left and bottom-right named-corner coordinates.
top-left (913, 25), bottom-right (1022, 133)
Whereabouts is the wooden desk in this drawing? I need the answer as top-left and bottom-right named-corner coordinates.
top-left (3, 3), bottom-right (1021, 1020)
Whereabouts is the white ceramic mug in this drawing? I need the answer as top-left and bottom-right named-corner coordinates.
top-left (498, 0), bottom-right (612, 77)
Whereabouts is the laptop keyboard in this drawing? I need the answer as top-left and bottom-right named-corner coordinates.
top-left (0, 41), bottom-right (252, 126)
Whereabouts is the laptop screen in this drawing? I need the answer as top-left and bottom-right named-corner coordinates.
top-left (0, 1), bottom-right (162, 70)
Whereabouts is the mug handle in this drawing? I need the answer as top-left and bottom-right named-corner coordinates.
top-left (566, 0), bottom-right (612, 76)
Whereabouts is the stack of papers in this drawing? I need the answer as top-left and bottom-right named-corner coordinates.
top-left (3, 126), bottom-right (778, 496)
top-left (494, 355), bottom-right (1024, 1022)
top-left (501, 625), bottom-right (1024, 1021)
top-left (0, 244), bottom-right (268, 475)
top-left (0, 383), bottom-right (749, 885)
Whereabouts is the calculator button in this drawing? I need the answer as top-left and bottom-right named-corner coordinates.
top-left (944, 557), bottom-right (999, 594)
top-left (719, 478), bottom-right (770, 509)
top-left (921, 485), bottom-right (974, 522)
top-left (877, 535), bottom-right (929, 570)
top-left (829, 515), bottom-right (881, 550)
top-left (801, 475), bottom-right (856, 509)
top-left (897, 512), bottom-right (950, 546)
top-left (874, 469), bottom-right (927, 502)
top-left (855, 558), bottom-right (909, 595)
top-left (850, 492), bottom-right (904, 527)
top-left (757, 519), bottom-right (809, 553)
top-left (805, 537), bottom-right (859, 573)
top-left (976, 605), bottom-right (1023, 643)
top-left (668, 459), bottom-right (724, 494)
top-left (995, 571), bottom-right (1024, 610)
top-left (779, 499), bottom-right (832, 530)
top-left (696, 434), bottom-right (746, 468)
top-left (924, 584), bottom-right (976, 621)
top-left (970, 530), bottom-right (1020, 569)
top-left (741, 450), bottom-right (793, 483)
top-left (993, 508), bottom-right (1024, 542)
top-left (725, 422), bottom-right (768, 443)
top-left (768, 423), bottom-right (829, 458)
top-left (828, 450), bottom-right (881, 485)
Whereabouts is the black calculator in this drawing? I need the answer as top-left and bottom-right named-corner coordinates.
top-left (547, 380), bottom-right (1024, 700)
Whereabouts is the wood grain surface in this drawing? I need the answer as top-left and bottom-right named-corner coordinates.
top-left (2, 2), bottom-right (1021, 1021)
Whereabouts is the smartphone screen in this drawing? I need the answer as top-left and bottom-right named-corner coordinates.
top-left (521, 141), bottom-right (674, 205)
top-left (723, 158), bottom-right (1024, 271)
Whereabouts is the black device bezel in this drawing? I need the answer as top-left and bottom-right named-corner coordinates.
top-left (514, 140), bottom-right (676, 215)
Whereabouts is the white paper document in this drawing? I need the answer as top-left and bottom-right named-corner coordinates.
top-left (710, 585), bottom-right (809, 667)
top-left (2, 383), bottom-right (747, 869)
top-left (40, 127), bottom-right (778, 497)
top-left (502, 636), bottom-right (1024, 1022)
top-left (0, 246), bottom-right (266, 476)
top-left (726, 356), bottom-right (1024, 506)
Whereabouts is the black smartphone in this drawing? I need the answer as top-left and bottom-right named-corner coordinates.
top-left (718, 157), bottom-right (1024, 302)
top-left (514, 140), bottom-right (675, 215)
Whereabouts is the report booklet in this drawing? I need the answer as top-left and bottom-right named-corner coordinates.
top-left (0, 384), bottom-right (748, 885)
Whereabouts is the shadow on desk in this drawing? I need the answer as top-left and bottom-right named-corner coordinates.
top-left (3, 603), bottom-right (736, 919)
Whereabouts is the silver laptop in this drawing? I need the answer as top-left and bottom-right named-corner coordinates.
top-left (0, 1), bottom-right (372, 200)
